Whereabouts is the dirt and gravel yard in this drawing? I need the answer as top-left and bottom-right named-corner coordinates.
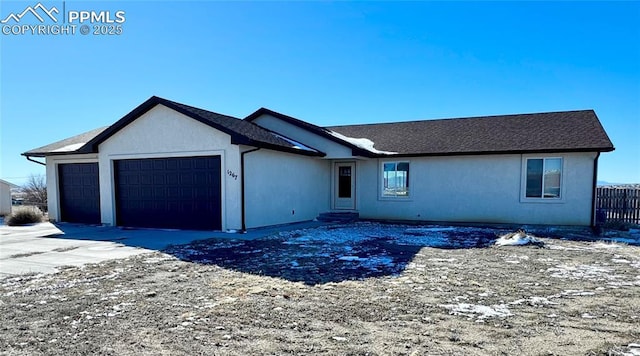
top-left (1, 222), bottom-right (639, 355)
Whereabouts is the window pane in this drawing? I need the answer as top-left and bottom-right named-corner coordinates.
top-left (543, 158), bottom-right (561, 198)
top-left (526, 159), bottom-right (543, 198)
top-left (383, 163), bottom-right (393, 196)
top-left (382, 162), bottom-right (409, 197)
top-left (383, 169), bottom-right (395, 196)
top-left (398, 162), bottom-right (409, 190)
top-left (338, 166), bottom-right (351, 198)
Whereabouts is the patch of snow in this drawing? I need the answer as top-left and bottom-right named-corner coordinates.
top-left (581, 313), bottom-right (597, 319)
top-left (276, 223), bottom-right (493, 249)
top-left (441, 303), bottom-right (512, 319)
top-left (405, 227), bottom-right (457, 234)
top-left (226, 229), bottom-right (238, 233)
top-left (547, 264), bottom-right (611, 280)
top-left (593, 242), bottom-right (623, 249)
top-left (360, 256), bottom-right (394, 270)
top-left (51, 142), bottom-right (85, 152)
top-left (608, 237), bottom-right (638, 245)
top-left (560, 290), bottom-right (596, 297)
top-left (510, 296), bottom-right (557, 306)
top-left (495, 230), bottom-right (541, 246)
top-left (143, 256), bottom-right (175, 264)
top-left (612, 258), bottom-right (631, 264)
top-left (397, 234), bottom-right (452, 247)
top-left (338, 256), bottom-right (362, 261)
top-left (272, 133), bottom-right (317, 152)
top-left (504, 254), bottom-right (530, 264)
top-left (428, 258), bottom-right (457, 263)
top-left (4, 271), bottom-right (122, 297)
top-left (607, 279), bottom-right (640, 288)
top-left (327, 130), bottom-right (397, 155)
top-left (546, 244), bottom-right (584, 251)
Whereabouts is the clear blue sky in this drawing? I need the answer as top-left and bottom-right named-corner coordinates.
top-left (1, 1), bottom-right (639, 185)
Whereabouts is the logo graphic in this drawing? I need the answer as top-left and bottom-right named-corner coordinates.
top-left (1, 3), bottom-right (59, 24)
top-left (1, 2), bottom-right (126, 36)
top-left (0, 0), bottom-right (127, 36)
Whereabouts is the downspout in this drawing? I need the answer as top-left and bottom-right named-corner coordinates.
top-left (25, 155), bottom-right (46, 166)
top-left (240, 148), bottom-right (260, 233)
top-left (590, 152), bottom-right (601, 228)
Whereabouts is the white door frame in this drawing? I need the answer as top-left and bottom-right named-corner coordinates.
top-left (333, 161), bottom-right (356, 210)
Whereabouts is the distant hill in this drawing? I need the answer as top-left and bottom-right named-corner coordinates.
top-left (597, 181), bottom-right (640, 188)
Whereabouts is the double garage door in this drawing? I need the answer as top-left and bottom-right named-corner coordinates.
top-left (58, 156), bottom-right (221, 230)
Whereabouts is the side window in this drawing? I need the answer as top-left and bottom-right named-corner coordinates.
top-left (382, 161), bottom-right (409, 197)
top-left (525, 158), bottom-right (562, 199)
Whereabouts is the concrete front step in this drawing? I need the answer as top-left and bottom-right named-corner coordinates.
top-left (317, 212), bottom-right (359, 223)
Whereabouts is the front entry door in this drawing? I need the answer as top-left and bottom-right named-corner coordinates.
top-left (334, 162), bottom-right (356, 210)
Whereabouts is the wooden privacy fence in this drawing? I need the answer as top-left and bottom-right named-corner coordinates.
top-left (596, 187), bottom-right (640, 225)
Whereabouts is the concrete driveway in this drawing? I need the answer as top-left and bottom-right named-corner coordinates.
top-left (0, 223), bottom-right (152, 278)
top-left (0, 222), bottom-right (230, 278)
top-left (0, 220), bottom-right (326, 278)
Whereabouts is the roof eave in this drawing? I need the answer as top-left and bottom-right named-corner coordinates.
top-left (367, 146), bottom-right (615, 158)
top-left (21, 152), bottom-right (45, 158)
top-left (245, 108), bottom-right (372, 155)
top-left (232, 136), bottom-right (326, 157)
top-left (21, 146), bottom-right (98, 157)
top-left (350, 148), bottom-right (377, 158)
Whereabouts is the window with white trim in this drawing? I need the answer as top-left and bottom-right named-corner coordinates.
top-left (525, 157), bottom-right (562, 199)
top-left (382, 161), bottom-right (409, 197)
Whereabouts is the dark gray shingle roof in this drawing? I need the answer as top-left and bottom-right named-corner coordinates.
top-left (161, 98), bottom-right (319, 152)
top-left (22, 126), bottom-right (109, 157)
top-left (23, 98), bottom-right (614, 159)
top-left (326, 110), bottom-right (614, 156)
top-left (23, 97), bottom-right (324, 157)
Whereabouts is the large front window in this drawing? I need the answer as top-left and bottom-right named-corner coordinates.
top-left (383, 162), bottom-right (409, 197)
top-left (525, 158), bottom-right (562, 199)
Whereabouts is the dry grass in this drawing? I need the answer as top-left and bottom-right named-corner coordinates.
top-left (1, 235), bottom-right (639, 355)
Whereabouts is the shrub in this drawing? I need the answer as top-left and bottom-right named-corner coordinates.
top-left (5, 207), bottom-right (44, 226)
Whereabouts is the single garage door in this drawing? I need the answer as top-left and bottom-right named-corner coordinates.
top-left (114, 156), bottom-right (221, 230)
top-left (58, 163), bottom-right (101, 224)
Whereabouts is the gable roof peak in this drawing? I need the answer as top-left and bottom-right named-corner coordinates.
top-left (244, 107), bottom-right (378, 157)
top-left (23, 97), bottom-right (325, 158)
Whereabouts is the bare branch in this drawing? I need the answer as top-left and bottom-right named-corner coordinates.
top-left (21, 174), bottom-right (47, 212)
